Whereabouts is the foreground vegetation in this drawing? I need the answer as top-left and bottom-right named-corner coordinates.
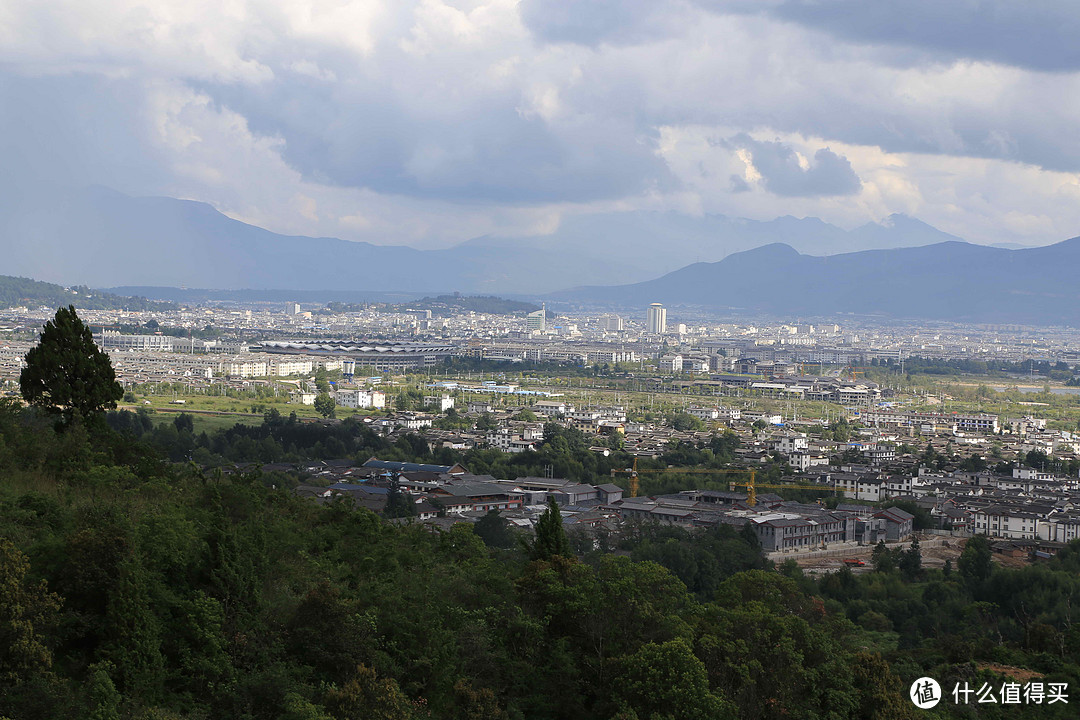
top-left (0, 401), bottom-right (1078, 719)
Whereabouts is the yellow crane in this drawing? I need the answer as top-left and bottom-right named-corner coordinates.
top-left (610, 458), bottom-right (839, 506)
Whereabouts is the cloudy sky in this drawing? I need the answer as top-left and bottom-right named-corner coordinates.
top-left (3, 0), bottom-right (1080, 249)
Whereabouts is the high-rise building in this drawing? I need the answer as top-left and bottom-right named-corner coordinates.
top-left (647, 303), bottom-right (667, 334)
top-left (285, 302), bottom-right (301, 316)
top-left (527, 304), bottom-right (547, 332)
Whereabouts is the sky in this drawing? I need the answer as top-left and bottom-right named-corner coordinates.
top-left (3, 0), bottom-right (1080, 250)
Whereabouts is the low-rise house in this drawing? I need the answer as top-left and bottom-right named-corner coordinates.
top-left (873, 507), bottom-right (914, 541)
top-left (429, 480), bottom-right (525, 514)
top-left (550, 484), bottom-right (599, 506)
top-left (595, 483), bottom-right (624, 504)
top-left (971, 505), bottom-right (1041, 540)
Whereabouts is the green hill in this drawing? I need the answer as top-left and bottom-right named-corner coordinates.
top-left (0, 275), bottom-right (176, 311)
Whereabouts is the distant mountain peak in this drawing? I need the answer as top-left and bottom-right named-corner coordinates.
top-left (551, 239), bottom-right (1080, 324)
top-left (737, 242), bottom-right (801, 258)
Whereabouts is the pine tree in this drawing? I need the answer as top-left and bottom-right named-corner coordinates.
top-left (19, 305), bottom-right (122, 425)
top-left (531, 498), bottom-right (572, 560)
top-left (899, 537), bottom-right (922, 580)
top-left (383, 474), bottom-right (415, 519)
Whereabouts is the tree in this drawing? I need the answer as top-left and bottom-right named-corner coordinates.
top-left (671, 412), bottom-right (706, 432)
top-left (530, 498), bottom-right (572, 560)
top-left (872, 540), bottom-right (895, 573)
top-left (383, 475), bottom-right (415, 519)
top-left (324, 664), bottom-right (416, 720)
top-left (899, 537), bottom-right (922, 580)
top-left (0, 538), bottom-right (61, 685)
top-left (20, 305), bottom-right (123, 424)
top-left (87, 662), bottom-right (122, 720)
top-left (830, 418), bottom-right (852, 442)
top-left (614, 638), bottom-right (735, 720)
top-left (314, 393), bottom-right (336, 418)
top-left (173, 412), bottom-right (194, 434)
top-left (473, 510), bottom-right (515, 548)
top-left (1025, 449), bottom-right (1050, 470)
top-left (958, 534), bottom-right (993, 583)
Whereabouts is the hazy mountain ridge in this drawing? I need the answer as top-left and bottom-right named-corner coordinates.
top-left (551, 239), bottom-right (1080, 324)
top-left (2, 185), bottom-right (970, 294)
top-left (459, 210), bottom-right (964, 277)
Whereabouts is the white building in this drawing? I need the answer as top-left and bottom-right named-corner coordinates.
top-left (218, 358), bottom-right (268, 378)
top-left (269, 359), bottom-right (315, 376)
top-left (535, 400), bottom-right (572, 416)
top-left (335, 389), bottom-right (386, 409)
top-left (717, 407), bottom-right (742, 422)
top-left (687, 406), bottom-right (720, 421)
top-left (971, 506), bottom-right (1041, 540)
top-left (770, 433), bottom-right (809, 455)
top-left (98, 331), bottom-right (177, 352)
top-left (789, 453), bottom-right (830, 472)
top-left (424, 395), bottom-right (456, 412)
top-left (659, 355), bottom-right (683, 373)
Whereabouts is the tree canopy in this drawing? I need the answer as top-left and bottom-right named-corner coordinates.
top-left (19, 305), bottom-right (123, 424)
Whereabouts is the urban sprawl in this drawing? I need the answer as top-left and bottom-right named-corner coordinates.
top-left (4, 299), bottom-right (1080, 564)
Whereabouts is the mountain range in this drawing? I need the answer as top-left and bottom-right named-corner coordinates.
top-left (2, 185), bottom-right (962, 295)
top-left (4, 184), bottom-right (1077, 323)
top-left (550, 240), bottom-right (1080, 324)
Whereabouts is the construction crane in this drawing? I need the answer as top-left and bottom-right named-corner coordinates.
top-left (610, 457), bottom-right (645, 498)
top-left (725, 479), bottom-right (841, 507)
top-left (843, 366), bottom-right (874, 381)
top-left (610, 458), bottom-right (839, 506)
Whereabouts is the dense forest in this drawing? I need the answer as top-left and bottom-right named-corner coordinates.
top-left (0, 401), bottom-right (1078, 718)
top-left (0, 276), bottom-right (175, 312)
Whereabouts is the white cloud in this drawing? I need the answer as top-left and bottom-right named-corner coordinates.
top-left (2, 0), bottom-right (1080, 253)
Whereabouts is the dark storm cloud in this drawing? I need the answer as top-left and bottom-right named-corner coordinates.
top-left (706, 0), bottom-right (1080, 72)
top-left (726, 134), bottom-right (861, 197)
top-left (203, 77), bottom-right (674, 204)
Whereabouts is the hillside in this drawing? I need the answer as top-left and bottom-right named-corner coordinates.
top-left (2, 402), bottom-right (1079, 719)
top-left (0, 274), bottom-right (175, 311)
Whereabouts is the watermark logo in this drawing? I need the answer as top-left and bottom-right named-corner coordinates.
top-left (910, 677), bottom-right (941, 709)
top-left (909, 677), bottom-right (1070, 708)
